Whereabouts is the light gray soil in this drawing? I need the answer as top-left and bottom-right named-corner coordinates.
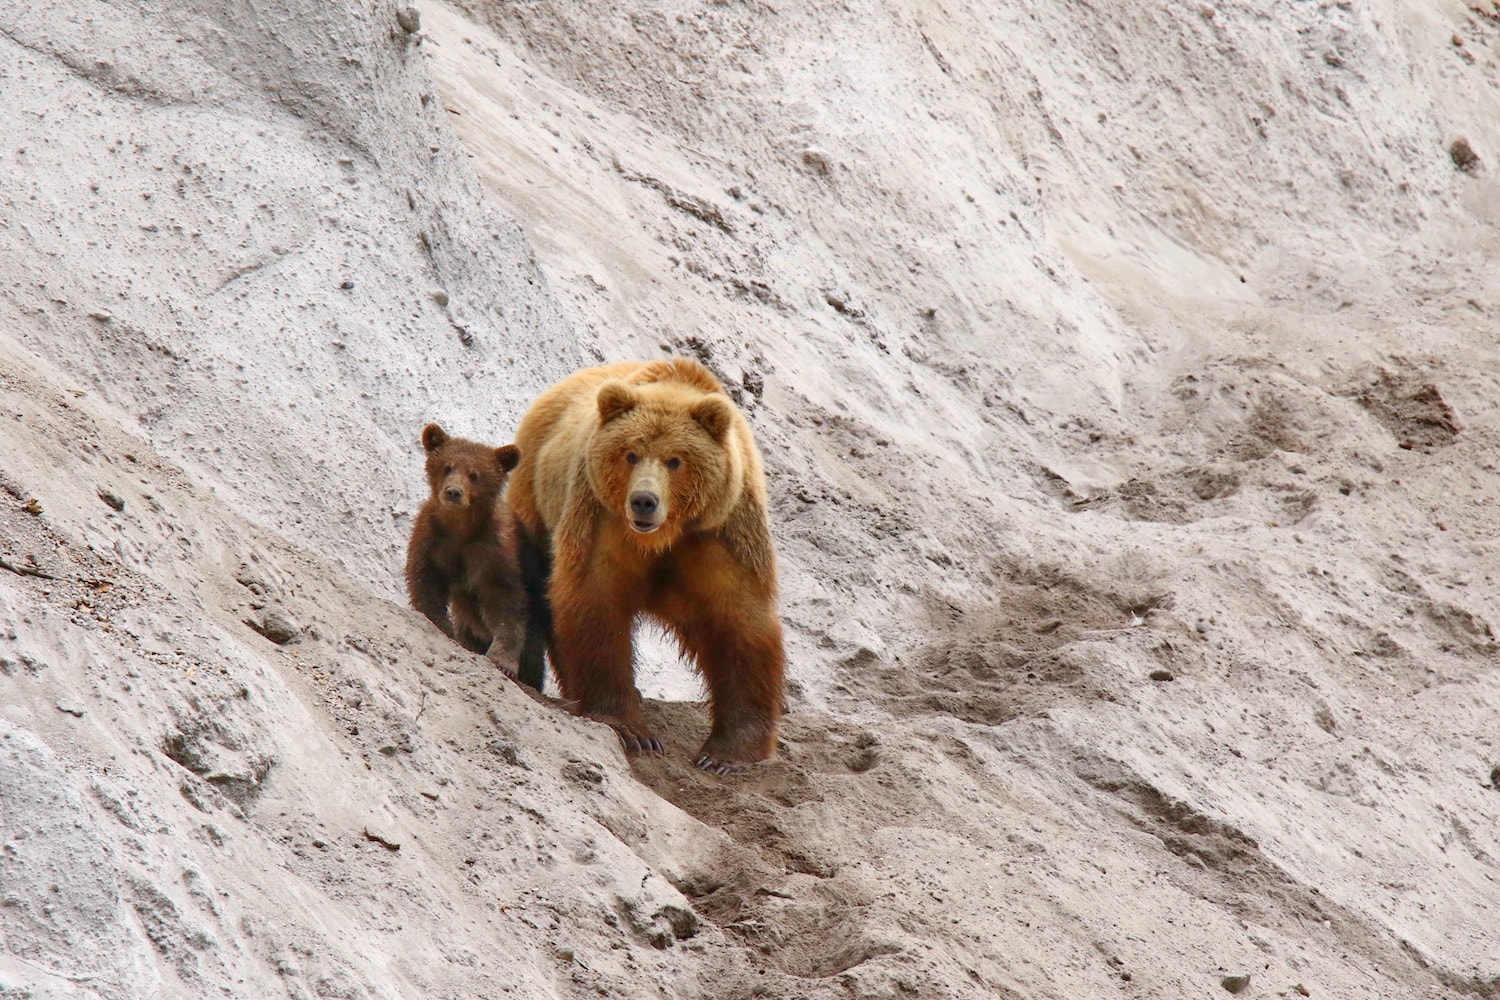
top-left (3, 1), bottom-right (1499, 997)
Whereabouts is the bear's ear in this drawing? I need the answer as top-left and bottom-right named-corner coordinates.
top-left (421, 423), bottom-right (449, 452)
top-left (597, 380), bottom-right (639, 423)
top-left (691, 395), bottom-right (734, 442)
top-left (495, 444), bottom-right (521, 473)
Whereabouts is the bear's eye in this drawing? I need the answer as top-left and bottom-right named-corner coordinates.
top-left (444, 464), bottom-right (453, 476)
top-left (666, 457), bottom-right (681, 471)
top-left (626, 452), bottom-right (639, 465)
top-left (468, 471), bottom-right (478, 483)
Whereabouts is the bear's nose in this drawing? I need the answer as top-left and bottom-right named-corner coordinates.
top-left (443, 485), bottom-right (465, 504)
top-left (630, 491), bottom-right (658, 518)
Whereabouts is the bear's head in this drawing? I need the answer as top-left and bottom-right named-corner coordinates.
top-left (586, 379), bottom-right (745, 549)
top-left (421, 423), bottom-right (520, 519)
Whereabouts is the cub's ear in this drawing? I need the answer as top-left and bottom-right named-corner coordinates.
top-left (691, 395), bottom-right (733, 442)
top-left (597, 380), bottom-right (639, 423)
top-left (495, 444), bottom-right (521, 473)
top-left (421, 423), bottom-right (449, 452)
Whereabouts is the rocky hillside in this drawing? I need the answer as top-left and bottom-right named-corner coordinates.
top-left (2, 1), bottom-right (1498, 997)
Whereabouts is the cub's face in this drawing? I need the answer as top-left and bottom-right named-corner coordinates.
top-left (587, 382), bottom-right (734, 546)
top-left (420, 423), bottom-right (520, 511)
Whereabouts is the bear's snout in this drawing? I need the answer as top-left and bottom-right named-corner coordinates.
top-left (630, 490), bottom-right (661, 532)
top-left (625, 460), bottom-right (671, 534)
top-left (443, 484), bottom-right (466, 505)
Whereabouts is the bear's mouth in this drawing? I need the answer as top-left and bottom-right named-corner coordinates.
top-left (631, 518), bottom-right (661, 534)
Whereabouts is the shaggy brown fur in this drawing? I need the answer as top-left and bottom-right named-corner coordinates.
top-left (507, 359), bottom-right (785, 772)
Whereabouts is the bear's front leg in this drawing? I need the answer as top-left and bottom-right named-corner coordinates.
top-left (654, 542), bottom-right (784, 773)
top-left (688, 613), bottom-right (784, 773)
top-left (449, 594), bottom-right (495, 655)
top-left (407, 551), bottom-right (458, 641)
top-left (549, 569), bottom-right (661, 755)
top-left (481, 616), bottom-right (527, 680)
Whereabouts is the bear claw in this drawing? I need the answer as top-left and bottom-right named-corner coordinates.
top-left (619, 731), bottom-right (664, 755)
top-left (695, 754), bottom-right (749, 776)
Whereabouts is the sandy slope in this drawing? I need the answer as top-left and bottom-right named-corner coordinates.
top-left (3, 0), bottom-right (1500, 997)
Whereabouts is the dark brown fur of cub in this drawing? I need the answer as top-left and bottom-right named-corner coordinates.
top-left (405, 423), bottom-right (533, 683)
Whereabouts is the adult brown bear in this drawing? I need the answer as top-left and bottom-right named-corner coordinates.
top-left (507, 359), bottom-right (785, 773)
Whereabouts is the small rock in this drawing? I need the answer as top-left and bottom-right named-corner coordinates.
top-left (88, 310), bottom-right (113, 322)
top-left (431, 287), bottom-right (449, 306)
top-left (338, 279), bottom-right (355, 290)
top-left (655, 904), bottom-right (698, 943)
top-left (55, 702), bottom-right (85, 718)
top-left (396, 5), bottom-right (421, 33)
top-left (97, 488), bottom-right (125, 512)
top-left (801, 147), bottom-right (833, 175)
top-left (1149, 668), bottom-right (1174, 682)
top-left (245, 608), bottom-right (299, 645)
top-left (563, 760), bottom-right (605, 787)
top-left (1450, 137), bottom-right (1481, 174)
top-left (1221, 974), bottom-right (1251, 994)
top-left (362, 827), bottom-right (401, 851)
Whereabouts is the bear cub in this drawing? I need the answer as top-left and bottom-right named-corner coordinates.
top-left (405, 423), bottom-right (541, 688)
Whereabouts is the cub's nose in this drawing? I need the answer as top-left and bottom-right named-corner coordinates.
top-left (443, 485), bottom-right (465, 504)
top-left (630, 491), bottom-right (659, 518)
